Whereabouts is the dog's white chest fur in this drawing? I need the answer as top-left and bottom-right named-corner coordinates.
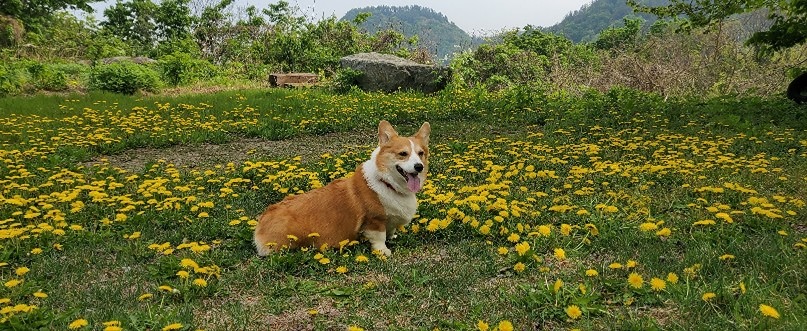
top-left (361, 159), bottom-right (418, 227)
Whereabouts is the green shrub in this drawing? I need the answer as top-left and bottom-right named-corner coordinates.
top-left (27, 62), bottom-right (68, 91)
top-left (0, 65), bottom-right (24, 95)
top-left (90, 62), bottom-right (161, 94)
top-left (158, 51), bottom-right (218, 86)
top-left (331, 68), bottom-right (363, 93)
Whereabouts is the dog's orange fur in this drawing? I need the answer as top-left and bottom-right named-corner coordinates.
top-left (253, 166), bottom-right (386, 253)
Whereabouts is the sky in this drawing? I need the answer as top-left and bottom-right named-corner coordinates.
top-left (86, 0), bottom-right (593, 34)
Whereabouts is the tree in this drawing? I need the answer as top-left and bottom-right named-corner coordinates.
top-left (628, 0), bottom-right (807, 53)
top-left (155, 0), bottom-right (194, 41)
top-left (102, 0), bottom-right (158, 55)
top-left (0, 0), bottom-right (100, 31)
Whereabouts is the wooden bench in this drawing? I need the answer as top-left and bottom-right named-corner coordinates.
top-left (269, 73), bottom-right (318, 88)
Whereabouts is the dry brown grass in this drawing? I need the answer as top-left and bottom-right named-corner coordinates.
top-left (551, 24), bottom-right (807, 98)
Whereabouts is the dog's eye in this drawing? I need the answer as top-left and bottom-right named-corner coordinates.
top-left (418, 151), bottom-right (425, 156)
top-left (398, 151), bottom-right (409, 157)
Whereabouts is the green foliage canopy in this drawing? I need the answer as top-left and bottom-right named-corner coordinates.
top-left (629, 0), bottom-right (807, 53)
top-left (0, 0), bottom-right (99, 31)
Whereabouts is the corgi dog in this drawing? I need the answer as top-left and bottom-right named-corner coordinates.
top-left (254, 120), bottom-right (430, 256)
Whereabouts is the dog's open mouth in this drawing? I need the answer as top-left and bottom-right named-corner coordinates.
top-left (396, 165), bottom-right (422, 192)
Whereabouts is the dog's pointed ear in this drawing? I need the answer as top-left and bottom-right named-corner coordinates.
top-left (415, 122), bottom-right (430, 145)
top-left (377, 120), bottom-right (398, 145)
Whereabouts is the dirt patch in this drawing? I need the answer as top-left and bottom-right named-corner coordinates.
top-left (86, 130), bottom-right (375, 172)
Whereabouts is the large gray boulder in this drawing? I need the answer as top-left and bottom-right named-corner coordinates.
top-left (339, 52), bottom-right (451, 93)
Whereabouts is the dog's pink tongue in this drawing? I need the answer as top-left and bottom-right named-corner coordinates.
top-left (406, 174), bottom-right (422, 192)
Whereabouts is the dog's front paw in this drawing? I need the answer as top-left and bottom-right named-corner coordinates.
top-left (373, 247), bottom-right (392, 257)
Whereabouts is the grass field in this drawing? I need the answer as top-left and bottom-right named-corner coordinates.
top-left (1, 87), bottom-right (806, 330)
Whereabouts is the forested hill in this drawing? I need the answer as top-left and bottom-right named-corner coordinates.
top-left (546, 0), bottom-right (669, 42)
top-left (341, 5), bottom-right (482, 61)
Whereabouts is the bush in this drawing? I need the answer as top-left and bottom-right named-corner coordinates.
top-left (27, 62), bottom-right (68, 91)
top-left (0, 65), bottom-right (24, 96)
top-left (159, 51), bottom-right (218, 86)
top-left (330, 68), bottom-right (363, 93)
top-left (90, 62), bottom-right (161, 94)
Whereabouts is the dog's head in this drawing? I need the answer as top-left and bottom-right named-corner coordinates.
top-left (373, 120), bottom-right (430, 193)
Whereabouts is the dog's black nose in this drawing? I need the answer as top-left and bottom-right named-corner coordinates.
top-left (414, 163), bottom-right (424, 173)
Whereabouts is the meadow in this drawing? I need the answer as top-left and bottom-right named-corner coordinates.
top-left (0, 87), bottom-right (806, 330)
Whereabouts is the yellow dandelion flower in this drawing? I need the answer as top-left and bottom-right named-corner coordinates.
top-left (585, 223), bottom-right (599, 235)
top-left (162, 323), bottom-right (183, 331)
top-left (180, 258), bottom-right (199, 269)
top-left (507, 233), bottom-right (520, 242)
top-left (553, 278), bottom-right (563, 293)
top-left (560, 224), bottom-right (572, 236)
top-left (318, 258), bottom-right (331, 265)
top-left (609, 262), bottom-right (623, 269)
top-left (585, 269), bottom-right (598, 277)
top-left (759, 304), bottom-right (780, 319)
top-left (655, 228), bottom-right (671, 237)
top-left (176, 270), bottom-right (190, 279)
top-left (497, 247), bottom-right (509, 255)
top-left (15, 267), bottom-right (30, 276)
top-left (667, 272), bottom-right (679, 284)
top-left (497, 320), bottom-right (514, 331)
top-left (639, 222), bottom-right (658, 232)
top-left (626, 260), bottom-right (637, 268)
top-left (515, 242), bottom-right (530, 256)
top-left (565, 305), bottom-right (582, 319)
top-left (31, 248), bottom-right (43, 255)
top-left (286, 234), bottom-right (298, 241)
top-left (33, 290), bottom-right (48, 298)
top-left (693, 219), bottom-right (716, 226)
top-left (476, 320), bottom-right (489, 331)
top-left (193, 278), bottom-right (208, 287)
top-left (628, 273), bottom-right (643, 289)
top-left (335, 266), bottom-right (348, 274)
top-left (719, 254), bottom-right (735, 261)
top-left (355, 255), bottom-right (369, 263)
top-left (347, 326), bottom-right (364, 331)
top-left (4, 279), bottom-right (22, 288)
top-left (538, 225), bottom-right (551, 236)
top-left (715, 212), bottom-right (733, 223)
top-left (138, 293), bottom-right (153, 301)
top-left (554, 248), bottom-right (566, 260)
top-left (702, 292), bottom-right (716, 302)
top-left (513, 262), bottom-right (526, 273)
top-left (68, 319), bottom-right (89, 329)
top-left (650, 278), bottom-right (666, 292)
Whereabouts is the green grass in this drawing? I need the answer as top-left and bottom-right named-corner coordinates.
top-left (0, 87), bottom-right (806, 330)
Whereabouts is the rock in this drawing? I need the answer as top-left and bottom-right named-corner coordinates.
top-left (339, 52), bottom-right (451, 93)
top-left (269, 73), bottom-right (319, 87)
top-left (100, 56), bottom-right (157, 65)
